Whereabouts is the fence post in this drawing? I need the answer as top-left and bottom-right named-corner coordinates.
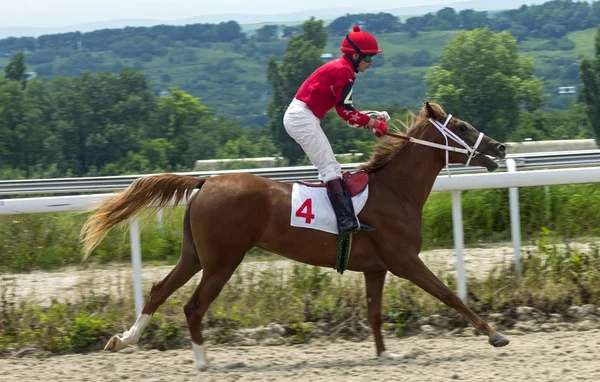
top-left (506, 159), bottom-right (522, 280)
top-left (156, 208), bottom-right (163, 227)
top-left (129, 218), bottom-right (144, 316)
top-left (451, 190), bottom-right (467, 303)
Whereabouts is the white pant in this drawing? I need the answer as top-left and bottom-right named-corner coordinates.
top-left (283, 99), bottom-right (341, 183)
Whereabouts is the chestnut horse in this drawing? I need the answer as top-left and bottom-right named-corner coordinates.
top-left (81, 102), bottom-right (509, 369)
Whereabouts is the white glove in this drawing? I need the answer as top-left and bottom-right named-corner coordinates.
top-left (378, 111), bottom-right (390, 122)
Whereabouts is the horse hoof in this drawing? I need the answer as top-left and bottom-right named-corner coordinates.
top-left (104, 335), bottom-right (124, 352)
top-left (489, 333), bottom-right (510, 347)
top-left (379, 351), bottom-right (402, 361)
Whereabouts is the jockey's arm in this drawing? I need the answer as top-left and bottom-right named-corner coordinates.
top-left (333, 70), bottom-right (388, 137)
top-left (334, 71), bottom-right (371, 126)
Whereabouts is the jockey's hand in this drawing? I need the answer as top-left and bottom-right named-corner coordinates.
top-left (377, 111), bottom-right (390, 122)
top-left (366, 118), bottom-right (388, 138)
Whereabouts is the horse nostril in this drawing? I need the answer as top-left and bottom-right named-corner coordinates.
top-left (497, 144), bottom-right (506, 152)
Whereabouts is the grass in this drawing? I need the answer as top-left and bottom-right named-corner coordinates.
top-left (568, 28), bottom-right (598, 58)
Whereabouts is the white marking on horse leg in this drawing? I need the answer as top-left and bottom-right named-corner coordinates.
top-left (127, 314), bottom-right (152, 343)
top-left (379, 351), bottom-right (402, 361)
top-left (192, 342), bottom-right (209, 370)
top-left (104, 314), bottom-right (151, 352)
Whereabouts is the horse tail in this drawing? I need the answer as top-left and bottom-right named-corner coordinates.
top-left (80, 174), bottom-right (206, 259)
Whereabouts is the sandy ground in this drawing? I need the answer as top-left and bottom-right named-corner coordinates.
top-left (2, 329), bottom-right (600, 382)
top-left (2, 244), bottom-right (530, 305)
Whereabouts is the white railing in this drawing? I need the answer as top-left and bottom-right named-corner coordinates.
top-left (1, 150), bottom-right (600, 196)
top-left (1, 163), bottom-right (600, 315)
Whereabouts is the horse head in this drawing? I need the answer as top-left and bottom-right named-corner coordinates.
top-left (423, 102), bottom-right (506, 172)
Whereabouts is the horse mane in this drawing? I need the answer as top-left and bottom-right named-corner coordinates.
top-left (358, 102), bottom-right (446, 172)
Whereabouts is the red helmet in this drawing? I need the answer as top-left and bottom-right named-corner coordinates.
top-left (340, 25), bottom-right (383, 55)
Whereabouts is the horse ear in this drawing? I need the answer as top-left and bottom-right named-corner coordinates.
top-left (425, 102), bottom-right (437, 119)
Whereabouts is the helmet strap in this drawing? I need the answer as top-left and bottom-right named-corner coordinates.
top-left (345, 34), bottom-right (366, 73)
top-left (345, 54), bottom-right (360, 73)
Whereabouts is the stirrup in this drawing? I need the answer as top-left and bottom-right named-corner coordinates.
top-left (358, 223), bottom-right (375, 232)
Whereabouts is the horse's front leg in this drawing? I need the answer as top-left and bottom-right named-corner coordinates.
top-left (389, 254), bottom-right (509, 347)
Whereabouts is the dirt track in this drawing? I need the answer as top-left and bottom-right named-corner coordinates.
top-left (2, 328), bottom-right (600, 382)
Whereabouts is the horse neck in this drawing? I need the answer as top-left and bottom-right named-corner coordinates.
top-left (374, 128), bottom-right (446, 208)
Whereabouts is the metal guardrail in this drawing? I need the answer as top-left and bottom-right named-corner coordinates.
top-left (1, 150), bottom-right (600, 196)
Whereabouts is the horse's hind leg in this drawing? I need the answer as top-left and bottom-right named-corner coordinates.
top-left (184, 249), bottom-right (246, 370)
top-left (364, 270), bottom-right (391, 359)
top-left (105, 205), bottom-right (202, 352)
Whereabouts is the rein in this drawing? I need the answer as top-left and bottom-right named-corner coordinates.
top-left (357, 111), bottom-right (485, 177)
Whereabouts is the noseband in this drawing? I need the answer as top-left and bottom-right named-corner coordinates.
top-left (428, 114), bottom-right (485, 175)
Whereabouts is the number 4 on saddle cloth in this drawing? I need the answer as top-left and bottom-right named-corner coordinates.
top-left (290, 171), bottom-right (370, 274)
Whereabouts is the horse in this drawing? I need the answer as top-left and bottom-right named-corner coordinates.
top-left (80, 102), bottom-right (509, 369)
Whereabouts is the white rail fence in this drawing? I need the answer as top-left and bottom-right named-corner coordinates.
top-left (2, 162), bottom-right (600, 315)
top-left (2, 150), bottom-right (600, 196)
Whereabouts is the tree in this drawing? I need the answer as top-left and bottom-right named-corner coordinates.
top-left (4, 52), bottom-right (27, 88)
top-left (0, 78), bottom-right (24, 164)
top-left (508, 103), bottom-right (593, 141)
top-left (215, 21), bottom-right (243, 41)
top-left (266, 17), bottom-right (328, 165)
top-left (436, 8), bottom-right (459, 30)
top-left (425, 28), bottom-right (545, 141)
top-left (282, 25), bottom-right (301, 38)
top-left (153, 88), bottom-right (210, 167)
top-left (19, 79), bottom-right (53, 176)
top-left (459, 9), bottom-right (488, 30)
top-left (255, 25), bottom-right (279, 42)
top-left (217, 136), bottom-right (259, 158)
top-left (47, 69), bottom-right (156, 175)
top-left (327, 13), bottom-right (401, 36)
top-left (580, 25), bottom-right (600, 143)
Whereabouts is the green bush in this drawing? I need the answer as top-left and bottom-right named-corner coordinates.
top-left (290, 322), bottom-right (311, 344)
top-left (71, 315), bottom-right (111, 352)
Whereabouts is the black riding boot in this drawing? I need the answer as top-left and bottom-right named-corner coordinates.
top-left (326, 178), bottom-right (373, 234)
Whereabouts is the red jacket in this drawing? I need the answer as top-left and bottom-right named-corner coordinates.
top-left (295, 56), bottom-right (371, 126)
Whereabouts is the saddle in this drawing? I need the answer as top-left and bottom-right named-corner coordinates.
top-left (299, 171), bottom-right (369, 197)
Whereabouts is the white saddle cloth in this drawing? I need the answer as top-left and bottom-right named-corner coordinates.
top-left (290, 183), bottom-right (369, 234)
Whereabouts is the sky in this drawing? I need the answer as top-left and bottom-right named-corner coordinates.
top-left (2, 0), bottom-right (449, 27)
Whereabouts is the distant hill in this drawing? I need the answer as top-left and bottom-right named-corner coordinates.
top-left (0, 19), bottom-right (163, 39)
top-left (0, 8), bottom-right (369, 39)
top-left (383, 0), bottom-right (551, 15)
top-left (0, 0), bottom-right (552, 39)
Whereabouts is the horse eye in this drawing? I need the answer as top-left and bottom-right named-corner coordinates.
top-left (459, 124), bottom-right (467, 132)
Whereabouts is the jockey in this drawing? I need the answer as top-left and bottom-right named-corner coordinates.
top-left (283, 25), bottom-right (387, 234)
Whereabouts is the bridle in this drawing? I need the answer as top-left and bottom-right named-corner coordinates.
top-left (353, 111), bottom-right (485, 176)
